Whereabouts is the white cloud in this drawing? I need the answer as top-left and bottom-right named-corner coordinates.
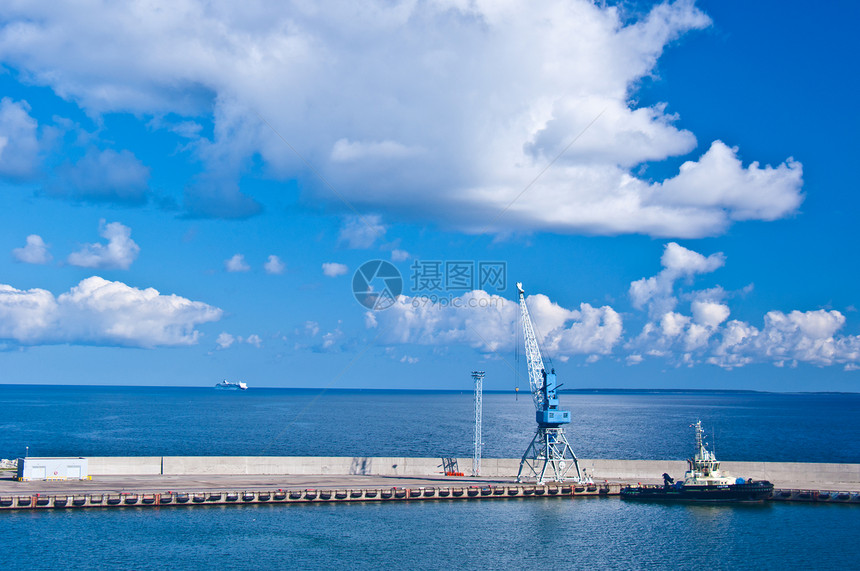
top-left (304, 321), bottom-right (320, 337)
top-left (661, 312), bottom-right (691, 337)
top-left (322, 239), bottom-right (860, 369)
top-left (661, 241), bottom-right (726, 275)
top-left (264, 254), bottom-right (285, 274)
top-left (215, 331), bottom-right (263, 349)
top-left (320, 328), bottom-right (343, 351)
top-left (368, 290), bottom-right (622, 360)
top-left (322, 262), bottom-right (348, 277)
top-left (338, 215), bottom-right (386, 249)
top-left (12, 234), bottom-right (52, 264)
top-left (67, 220), bottom-right (140, 269)
top-left (653, 141), bottom-right (804, 222)
top-left (53, 147), bottom-right (150, 204)
top-left (691, 300), bottom-right (730, 328)
top-left (225, 254), bottom-right (250, 272)
top-left (0, 1), bottom-right (802, 233)
top-left (629, 242), bottom-right (725, 317)
top-left (0, 276), bottom-right (222, 347)
top-left (0, 283), bottom-right (56, 343)
top-left (707, 310), bottom-right (860, 370)
top-left (391, 249), bottom-right (409, 262)
top-left (216, 332), bottom-right (235, 349)
top-left (626, 243), bottom-right (860, 369)
top-left (0, 97), bottom-right (40, 180)
top-left (542, 301), bottom-right (624, 358)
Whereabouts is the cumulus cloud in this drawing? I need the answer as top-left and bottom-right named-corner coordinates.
top-left (362, 242), bottom-right (860, 370)
top-left (0, 276), bottom-right (222, 347)
top-left (708, 310), bottom-right (860, 370)
top-left (264, 254), bottom-right (285, 274)
top-left (368, 290), bottom-right (622, 360)
top-left (0, 1), bottom-right (803, 232)
top-left (629, 242), bottom-right (725, 317)
top-left (358, 242), bottom-right (860, 371)
top-left (215, 331), bottom-right (263, 349)
top-left (225, 254), bottom-right (250, 272)
top-left (360, 242), bottom-right (860, 370)
top-left (0, 97), bottom-right (41, 180)
top-left (215, 332), bottom-right (235, 349)
top-left (52, 148), bottom-right (150, 204)
top-left (653, 141), bottom-right (804, 222)
top-left (338, 215), bottom-right (386, 249)
top-left (67, 220), bottom-right (140, 269)
top-left (322, 262), bottom-right (348, 277)
top-left (12, 234), bottom-right (52, 264)
top-left (627, 243), bottom-right (860, 369)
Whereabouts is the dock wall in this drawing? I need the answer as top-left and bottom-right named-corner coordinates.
top-left (87, 457), bottom-right (860, 488)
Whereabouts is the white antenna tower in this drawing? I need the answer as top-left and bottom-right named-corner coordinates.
top-left (472, 370), bottom-right (484, 477)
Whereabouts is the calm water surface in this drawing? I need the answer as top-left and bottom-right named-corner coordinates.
top-left (3, 499), bottom-right (857, 570)
top-left (2, 386), bottom-right (858, 570)
top-left (0, 386), bottom-right (857, 462)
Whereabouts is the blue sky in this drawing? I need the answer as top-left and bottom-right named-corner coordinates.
top-left (0, 0), bottom-right (857, 391)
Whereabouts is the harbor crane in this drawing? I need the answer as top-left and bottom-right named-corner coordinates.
top-left (516, 282), bottom-right (589, 484)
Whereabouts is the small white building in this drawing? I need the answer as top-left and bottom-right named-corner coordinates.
top-left (17, 457), bottom-right (89, 481)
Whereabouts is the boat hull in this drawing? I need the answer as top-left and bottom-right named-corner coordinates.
top-left (620, 481), bottom-right (774, 502)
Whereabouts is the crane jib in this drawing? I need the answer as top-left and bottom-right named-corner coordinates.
top-left (518, 287), bottom-right (571, 425)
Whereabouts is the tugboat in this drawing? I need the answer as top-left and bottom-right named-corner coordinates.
top-left (620, 420), bottom-right (773, 502)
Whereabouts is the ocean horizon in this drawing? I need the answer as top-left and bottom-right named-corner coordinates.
top-left (2, 385), bottom-right (858, 463)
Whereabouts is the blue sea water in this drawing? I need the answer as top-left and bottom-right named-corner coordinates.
top-left (1, 386), bottom-right (858, 570)
top-left (3, 497), bottom-right (858, 570)
top-left (1, 386), bottom-right (858, 462)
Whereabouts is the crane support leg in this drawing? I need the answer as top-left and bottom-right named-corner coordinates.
top-left (517, 426), bottom-right (586, 484)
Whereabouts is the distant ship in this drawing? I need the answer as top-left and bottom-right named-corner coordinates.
top-left (620, 420), bottom-right (774, 502)
top-left (214, 380), bottom-right (248, 391)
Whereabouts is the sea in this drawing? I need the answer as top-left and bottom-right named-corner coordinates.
top-left (1, 385), bottom-right (858, 570)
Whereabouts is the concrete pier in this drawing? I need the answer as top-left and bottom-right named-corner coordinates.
top-left (78, 456), bottom-right (860, 489)
top-left (1, 457), bottom-right (858, 510)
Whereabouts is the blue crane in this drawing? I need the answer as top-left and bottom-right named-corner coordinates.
top-left (516, 282), bottom-right (589, 483)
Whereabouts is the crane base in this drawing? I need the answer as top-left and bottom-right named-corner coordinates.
top-left (516, 426), bottom-right (590, 484)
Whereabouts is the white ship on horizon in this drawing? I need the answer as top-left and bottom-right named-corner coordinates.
top-left (214, 380), bottom-right (248, 391)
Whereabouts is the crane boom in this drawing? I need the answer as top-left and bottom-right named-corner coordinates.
top-left (517, 282), bottom-right (546, 411)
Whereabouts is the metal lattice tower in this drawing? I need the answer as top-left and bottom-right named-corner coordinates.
top-left (515, 282), bottom-right (589, 484)
top-left (472, 371), bottom-right (484, 477)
